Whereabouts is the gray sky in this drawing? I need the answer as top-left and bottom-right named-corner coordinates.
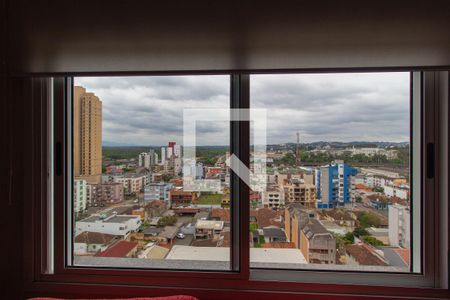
top-left (75, 72), bottom-right (410, 146)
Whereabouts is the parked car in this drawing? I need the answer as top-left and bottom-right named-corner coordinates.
top-left (176, 233), bottom-right (185, 239)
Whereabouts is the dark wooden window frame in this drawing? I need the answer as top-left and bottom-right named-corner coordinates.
top-left (21, 70), bottom-right (450, 300)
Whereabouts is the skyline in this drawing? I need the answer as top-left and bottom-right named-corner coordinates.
top-left (76, 72), bottom-right (410, 146)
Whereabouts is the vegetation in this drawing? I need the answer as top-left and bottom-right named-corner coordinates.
top-left (355, 196), bottom-right (363, 203)
top-left (196, 193), bottom-right (223, 205)
top-left (162, 174), bottom-right (174, 182)
top-left (353, 227), bottom-right (370, 237)
top-left (361, 236), bottom-right (384, 246)
top-left (373, 187), bottom-right (384, 193)
top-left (196, 146), bottom-right (229, 166)
top-left (334, 233), bottom-right (354, 251)
top-left (103, 146), bottom-right (152, 160)
top-left (139, 220), bottom-right (151, 231)
top-left (357, 212), bottom-right (382, 228)
top-left (157, 215), bottom-right (178, 227)
top-left (276, 147), bottom-right (409, 166)
top-left (344, 231), bottom-right (355, 243)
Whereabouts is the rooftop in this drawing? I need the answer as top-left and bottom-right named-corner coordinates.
top-left (195, 220), bottom-right (224, 230)
top-left (95, 240), bottom-right (138, 258)
top-left (74, 231), bottom-right (119, 245)
top-left (165, 246), bottom-right (307, 264)
top-left (79, 214), bottom-right (140, 224)
top-left (262, 227), bottom-right (287, 239)
top-left (345, 243), bottom-right (387, 266)
top-left (302, 219), bottom-right (332, 239)
top-left (211, 208), bottom-right (230, 222)
top-left (159, 226), bottom-right (178, 239)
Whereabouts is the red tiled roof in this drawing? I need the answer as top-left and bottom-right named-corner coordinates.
top-left (172, 207), bottom-right (200, 214)
top-left (250, 191), bottom-right (261, 201)
top-left (345, 243), bottom-right (387, 266)
top-left (74, 231), bottom-right (118, 245)
top-left (250, 208), bottom-right (283, 228)
top-left (393, 248), bottom-right (410, 265)
top-left (145, 200), bottom-right (166, 209)
top-left (95, 240), bottom-right (138, 258)
top-left (355, 184), bottom-right (371, 191)
top-left (211, 208), bottom-right (230, 221)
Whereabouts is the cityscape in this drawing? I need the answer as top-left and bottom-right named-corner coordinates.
top-left (73, 74), bottom-right (412, 272)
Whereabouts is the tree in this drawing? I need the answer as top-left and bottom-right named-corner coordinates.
top-left (344, 232), bottom-right (355, 243)
top-left (353, 227), bottom-right (369, 237)
top-left (355, 196), bottom-right (363, 203)
top-left (373, 187), bottom-right (384, 193)
top-left (357, 212), bottom-right (382, 228)
top-left (157, 215), bottom-right (177, 227)
top-left (362, 236), bottom-right (384, 246)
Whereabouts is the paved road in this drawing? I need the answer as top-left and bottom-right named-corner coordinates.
top-left (173, 234), bottom-right (194, 246)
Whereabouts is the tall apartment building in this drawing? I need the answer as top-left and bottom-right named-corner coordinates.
top-left (113, 174), bottom-right (149, 194)
top-left (138, 152), bottom-right (151, 169)
top-left (388, 204), bottom-right (410, 248)
top-left (284, 204), bottom-right (335, 264)
top-left (144, 182), bottom-right (173, 203)
top-left (74, 178), bottom-right (88, 215)
top-left (73, 86), bottom-right (102, 184)
top-left (300, 219), bottom-right (336, 264)
top-left (315, 160), bottom-right (358, 208)
top-left (160, 147), bottom-right (166, 165)
top-left (282, 178), bottom-right (316, 208)
top-left (88, 183), bottom-right (124, 205)
top-left (262, 185), bottom-right (285, 209)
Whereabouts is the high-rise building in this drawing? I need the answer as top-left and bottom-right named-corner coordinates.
top-left (315, 160), bottom-right (358, 208)
top-left (73, 86), bottom-right (102, 184)
top-left (74, 178), bottom-right (87, 215)
top-left (167, 146), bottom-right (173, 158)
top-left (388, 204), bottom-right (410, 248)
top-left (174, 144), bottom-right (181, 157)
top-left (160, 147), bottom-right (166, 165)
top-left (282, 178), bottom-right (316, 208)
top-left (138, 152), bottom-right (151, 169)
top-left (149, 149), bottom-right (156, 166)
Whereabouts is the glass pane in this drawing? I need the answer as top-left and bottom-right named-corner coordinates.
top-left (71, 75), bottom-right (232, 270)
top-left (250, 72), bottom-right (415, 272)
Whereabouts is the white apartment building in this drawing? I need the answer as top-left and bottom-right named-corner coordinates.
top-left (75, 214), bottom-right (142, 237)
top-left (174, 144), bottom-right (181, 157)
top-left (74, 179), bottom-right (87, 214)
top-left (138, 152), bottom-right (151, 169)
top-left (113, 174), bottom-right (149, 194)
top-left (262, 186), bottom-right (285, 209)
top-left (144, 182), bottom-right (172, 202)
top-left (383, 184), bottom-right (409, 200)
top-left (388, 204), bottom-right (410, 248)
top-left (160, 147), bottom-right (166, 165)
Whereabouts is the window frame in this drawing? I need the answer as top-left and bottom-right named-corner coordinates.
top-left (24, 70), bottom-right (448, 298)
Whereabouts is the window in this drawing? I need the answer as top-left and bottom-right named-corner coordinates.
top-left (250, 72), bottom-right (420, 273)
top-left (42, 71), bottom-right (443, 290)
top-left (70, 75), bottom-right (233, 270)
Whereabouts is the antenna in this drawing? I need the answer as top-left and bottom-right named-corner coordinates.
top-left (296, 132), bottom-right (301, 167)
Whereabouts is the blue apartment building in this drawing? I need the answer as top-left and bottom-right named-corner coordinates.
top-left (315, 160), bottom-right (358, 208)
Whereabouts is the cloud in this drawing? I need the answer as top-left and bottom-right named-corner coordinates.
top-left (75, 72), bottom-right (410, 146)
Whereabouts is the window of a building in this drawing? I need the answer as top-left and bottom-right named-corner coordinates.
top-left (70, 75), bottom-right (233, 270)
top-left (42, 71), bottom-right (441, 289)
top-left (249, 72), bottom-right (420, 274)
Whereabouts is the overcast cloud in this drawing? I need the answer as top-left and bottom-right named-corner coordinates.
top-left (75, 72), bottom-right (410, 146)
